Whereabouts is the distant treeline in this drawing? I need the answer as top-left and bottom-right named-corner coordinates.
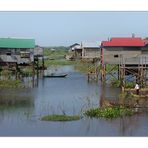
top-left (43, 46), bottom-right (69, 50)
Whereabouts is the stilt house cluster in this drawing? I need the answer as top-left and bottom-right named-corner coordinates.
top-left (0, 38), bottom-right (44, 78)
top-left (69, 37), bottom-right (148, 87)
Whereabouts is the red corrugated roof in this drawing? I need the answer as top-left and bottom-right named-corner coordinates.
top-left (102, 37), bottom-right (144, 47)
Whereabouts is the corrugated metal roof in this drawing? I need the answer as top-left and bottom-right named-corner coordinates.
top-left (0, 38), bottom-right (35, 48)
top-left (81, 41), bottom-right (101, 48)
top-left (69, 43), bottom-right (80, 48)
top-left (102, 37), bottom-right (144, 47)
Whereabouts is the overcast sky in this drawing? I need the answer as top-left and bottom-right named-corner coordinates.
top-left (0, 12), bottom-right (148, 46)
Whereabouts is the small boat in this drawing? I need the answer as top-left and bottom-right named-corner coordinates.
top-left (43, 73), bottom-right (67, 78)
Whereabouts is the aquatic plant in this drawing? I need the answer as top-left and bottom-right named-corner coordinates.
top-left (110, 78), bottom-right (135, 88)
top-left (124, 82), bottom-right (135, 88)
top-left (41, 114), bottom-right (80, 121)
top-left (84, 107), bottom-right (134, 119)
top-left (110, 78), bottom-right (121, 87)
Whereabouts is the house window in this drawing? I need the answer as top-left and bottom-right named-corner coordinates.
top-left (114, 55), bottom-right (119, 58)
top-left (20, 52), bottom-right (30, 58)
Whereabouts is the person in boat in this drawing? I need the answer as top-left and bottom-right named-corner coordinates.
top-left (135, 83), bottom-right (140, 95)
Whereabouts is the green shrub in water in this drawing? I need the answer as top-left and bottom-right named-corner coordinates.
top-left (125, 82), bottom-right (135, 88)
top-left (41, 114), bottom-right (80, 121)
top-left (110, 78), bottom-right (121, 87)
top-left (85, 107), bottom-right (134, 119)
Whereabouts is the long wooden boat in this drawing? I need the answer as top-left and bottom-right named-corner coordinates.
top-left (43, 74), bottom-right (67, 78)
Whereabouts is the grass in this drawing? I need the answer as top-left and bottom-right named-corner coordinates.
top-left (43, 48), bottom-right (100, 73)
top-left (110, 78), bottom-right (121, 87)
top-left (74, 61), bottom-right (100, 73)
top-left (44, 48), bottom-right (68, 59)
top-left (41, 114), bottom-right (80, 121)
top-left (85, 107), bottom-right (134, 119)
top-left (110, 78), bottom-right (135, 88)
top-left (119, 92), bottom-right (135, 99)
top-left (0, 80), bottom-right (22, 88)
top-left (42, 48), bottom-right (77, 67)
top-left (124, 82), bottom-right (135, 88)
top-left (43, 59), bottom-right (76, 67)
top-left (43, 58), bottom-right (99, 74)
top-left (0, 69), bottom-right (13, 79)
top-left (21, 67), bottom-right (34, 76)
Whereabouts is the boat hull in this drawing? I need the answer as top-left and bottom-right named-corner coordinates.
top-left (43, 74), bottom-right (67, 78)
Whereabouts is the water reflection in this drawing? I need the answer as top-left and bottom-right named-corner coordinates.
top-left (119, 115), bottom-right (138, 136)
top-left (0, 88), bottom-right (34, 125)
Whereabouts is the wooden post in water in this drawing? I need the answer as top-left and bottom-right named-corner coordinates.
top-left (118, 64), bottom-right (120, 80)
top-left (120, 65), bottom-right (125, 92)
top-left (42, 56), bottom-right (44, 70)
top-left (36, 57), bottom-right (39, 79)
top-left (101, 64), bottom-right (106, 84)
top-left (32, 61), bottom-right (35, 87)
top-left (42, 56), bottom-right (44, 76)
top-left (15, 63), bottom-right (18, 80)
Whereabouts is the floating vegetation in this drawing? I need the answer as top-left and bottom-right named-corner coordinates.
top-left (110, 78), bottom-right (135, 88)
top-left (110, 78), bottom-right (121, 87)
top-left (84, 107), bottom-right (135, 119)
top-left (124, 82), bottom-right (135, 88)
top-left (41, 114), bottom-right (80, 121)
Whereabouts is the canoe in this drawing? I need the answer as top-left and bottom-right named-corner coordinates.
top-left (43, 74), bottom-right (67, 78)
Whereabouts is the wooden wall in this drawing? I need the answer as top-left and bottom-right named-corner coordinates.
top-left (0, 48), bottom-right (33, 64)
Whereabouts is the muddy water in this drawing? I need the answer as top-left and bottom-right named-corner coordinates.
top-left (0, 65), bottom-right (148, 136)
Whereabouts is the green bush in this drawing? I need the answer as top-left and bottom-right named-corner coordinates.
top-left (110, 78), bottom-right (121, 87)
top-left (125, 82), bottom-right (135, 88)
top-left (21, 68), bottom-right (33, 76)
top-left (85, 107), bottom-right (134, 119)
top-left (41, 114), bottom-right (80, 121)
top-left (110, 78), bottom-right (135, 88)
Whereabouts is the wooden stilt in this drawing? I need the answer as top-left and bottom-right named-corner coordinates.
top-left (32, 61), bottom-right (35, 87)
